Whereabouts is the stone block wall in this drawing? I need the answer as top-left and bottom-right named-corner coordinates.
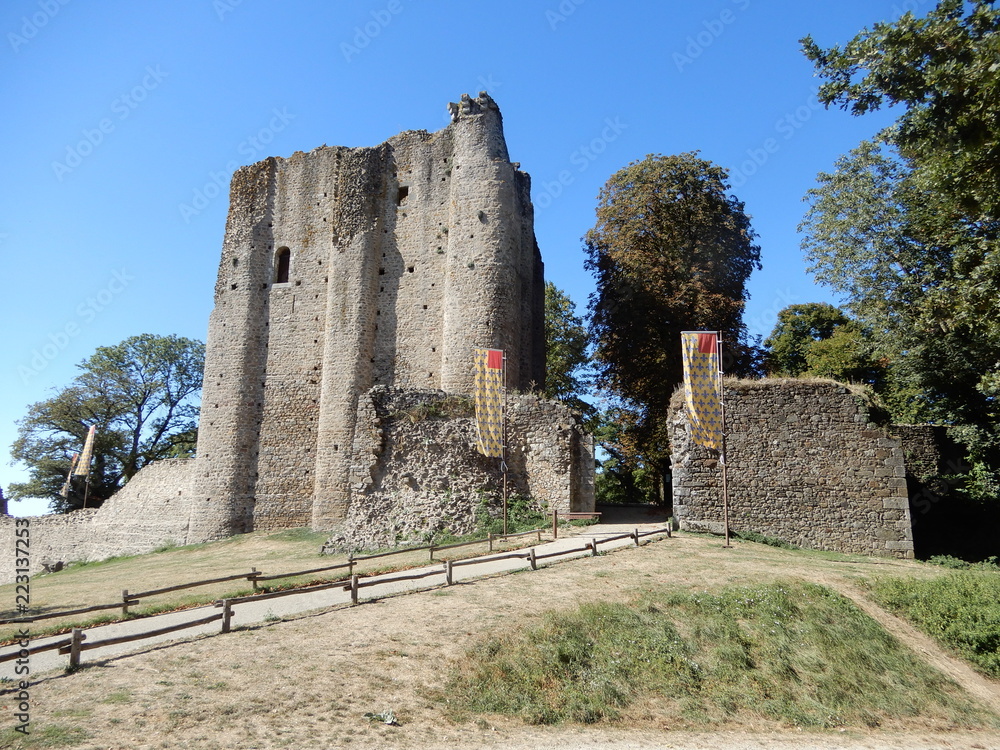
top-left (670, 379), bottom-right (915, 558)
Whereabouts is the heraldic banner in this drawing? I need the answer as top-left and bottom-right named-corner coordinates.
top-left (474, 348), bottom-right (504, 458)
top-left (681, 332), bottom-right (722, 450)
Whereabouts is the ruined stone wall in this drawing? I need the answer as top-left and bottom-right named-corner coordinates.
top-left (325, 387), bottom-right (594, 551)
top-left (670, 379), bottom-right (915, 558)
top-left (0, 459), bottom-right (194, 583)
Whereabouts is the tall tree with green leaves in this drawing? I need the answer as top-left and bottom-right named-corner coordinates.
top-left (801, 0), bottom-right (1000, 475)
top-left (543, 282), bottom-right (592, 416)
top-left (585, 152), bottom-right (761, 502)
top-left (9, 334), bottom-right (205, 513)
top-left (763, 302), bottom-right (887, 387)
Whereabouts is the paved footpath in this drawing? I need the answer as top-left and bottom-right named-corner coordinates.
top-left (1, 515), bottom-right (670, 679)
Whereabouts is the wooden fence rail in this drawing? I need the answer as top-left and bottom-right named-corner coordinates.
top-left (0, 636), bottom-right (74, 664)
top-left (0, 528), bottom-right (545, 626)
top-left (1, 525), bottom-right (673, 669)
top-left (59, 612), bottom-right (225, 668)
top-left (253, 561), bottom-right (353, 584)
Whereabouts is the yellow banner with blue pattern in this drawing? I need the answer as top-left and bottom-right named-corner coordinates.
top-left (681, 332), bottom-right (722, 450)
top-left (474, 348), bottom-right (504, 457)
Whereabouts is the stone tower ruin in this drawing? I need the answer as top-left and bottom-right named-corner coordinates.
top-left (189, 92), bottom-right (546, 540)
top-left (0, 93), bottom-right (598, 581)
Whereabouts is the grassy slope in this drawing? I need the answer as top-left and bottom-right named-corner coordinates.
top-left (448, 581), bottom-right (996, 729)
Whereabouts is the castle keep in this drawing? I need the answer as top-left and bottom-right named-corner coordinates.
top-left (0, 94), bottom-right (594, 580)
top-left (189, 91), bottom-right (547, 539)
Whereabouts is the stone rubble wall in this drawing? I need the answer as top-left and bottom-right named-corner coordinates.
top-left (670, 379), bottom-right (915, 558)
top-left (324, 386), bottom-right (594, 551)
top-left (0, 459), bottom-right (194, 583)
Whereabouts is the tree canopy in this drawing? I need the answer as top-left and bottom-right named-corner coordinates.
top-left (802, 0), bottom-right (1000, 220)
top-left (801, 0), bottom-right (1000, 474)
top-left (763, 302), bottom-right (887, 388)
top-left (9, 334), bottom-right (205, 513)
top-left (585, 152), bottom-right (761, 501)
top-left (542, 282), bottom-right (592, 417)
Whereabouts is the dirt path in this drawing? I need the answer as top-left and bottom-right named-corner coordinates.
top-left (4, 517), bottom-right (1000, 750)
top-left (832, 581), bottom-right (1000, 716)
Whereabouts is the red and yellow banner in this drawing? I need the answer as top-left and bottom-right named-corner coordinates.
top-left (681, 332), bottom-right (722, 450)
top-left (474, 348), bottom-right (504, 457)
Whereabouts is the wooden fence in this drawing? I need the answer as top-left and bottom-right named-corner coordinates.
top-left (0, 529), bottom-right (544, 627)
top-left (0, 526), bottom-right (670, 669)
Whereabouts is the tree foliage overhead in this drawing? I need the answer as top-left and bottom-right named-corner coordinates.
top-left (800, 0), bottom-right (1000, 474)
top-left (542, 282), bottom-right (592, 417)
top-left (585, 152), bottom-right (761, 498)
top-left (9, 334), bottom-right (205, 513)
top-left (802, 0), bottom-right (1000, 220)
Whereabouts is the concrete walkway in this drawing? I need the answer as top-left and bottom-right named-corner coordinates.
top-left (1, 512), bottom-right (670, 678)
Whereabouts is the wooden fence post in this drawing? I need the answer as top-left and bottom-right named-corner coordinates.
top-left (590, 538), bottom-right (598, 557)
top-left (221, 600), bottom-right (233, 633)
top-left (529, 548), bottom-right (537, 571)
top-left (251, 567), bottom-right (259, 591)
top-left (445, 560), bottom-right (453, 586)
top-left (122, 590), bottom-right (130, 617)
top-left (348, 553), bottom-right (354, 576)
top-left (488, 533), bottom-right (493, 552)
top-left (350, 575), bottom-right (359, 605)
top-left (633, 528), bottom-right (640, 546)
top-left (552, 510), bottom-right (558, 539)
top-left (429, 545), bottom-right (435, 561)
top-left (69, 628), bottom-right (83, 669)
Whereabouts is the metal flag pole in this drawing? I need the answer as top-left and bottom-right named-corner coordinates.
top-left (717, 331), bottom-right (731, 548)
top-left (501, 350), bottom-right (508, 537)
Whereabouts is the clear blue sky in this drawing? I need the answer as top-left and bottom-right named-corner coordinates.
top-left (1, 0), bottom-right (906, 515)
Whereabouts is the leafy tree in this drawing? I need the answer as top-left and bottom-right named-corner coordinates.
top-left (801, 1), bottom-right (1000, 501)
top-left (9, 334), bottom-right (204, 513)
top-left (802, 0), bottom-right (1000, 221)
top-left (585, 152), bottom-right (761, 503)
top-left (764, 303), bottom-right (851, 377)
top-left (763, 302), bottom-right (886, 386)
top-left (542, 282), bottom-right (592, 416)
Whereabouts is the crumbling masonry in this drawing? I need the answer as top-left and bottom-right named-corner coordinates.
top-left (0, 94), bottom-right (595, 580)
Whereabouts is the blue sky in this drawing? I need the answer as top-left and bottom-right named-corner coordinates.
top-left (1, 0), bottom-right (909, 515)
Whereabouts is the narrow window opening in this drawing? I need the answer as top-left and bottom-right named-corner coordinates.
top-left (397, 186), bottom-right (409, 205)
top-left (275, 248), bottom-right (291, 283)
